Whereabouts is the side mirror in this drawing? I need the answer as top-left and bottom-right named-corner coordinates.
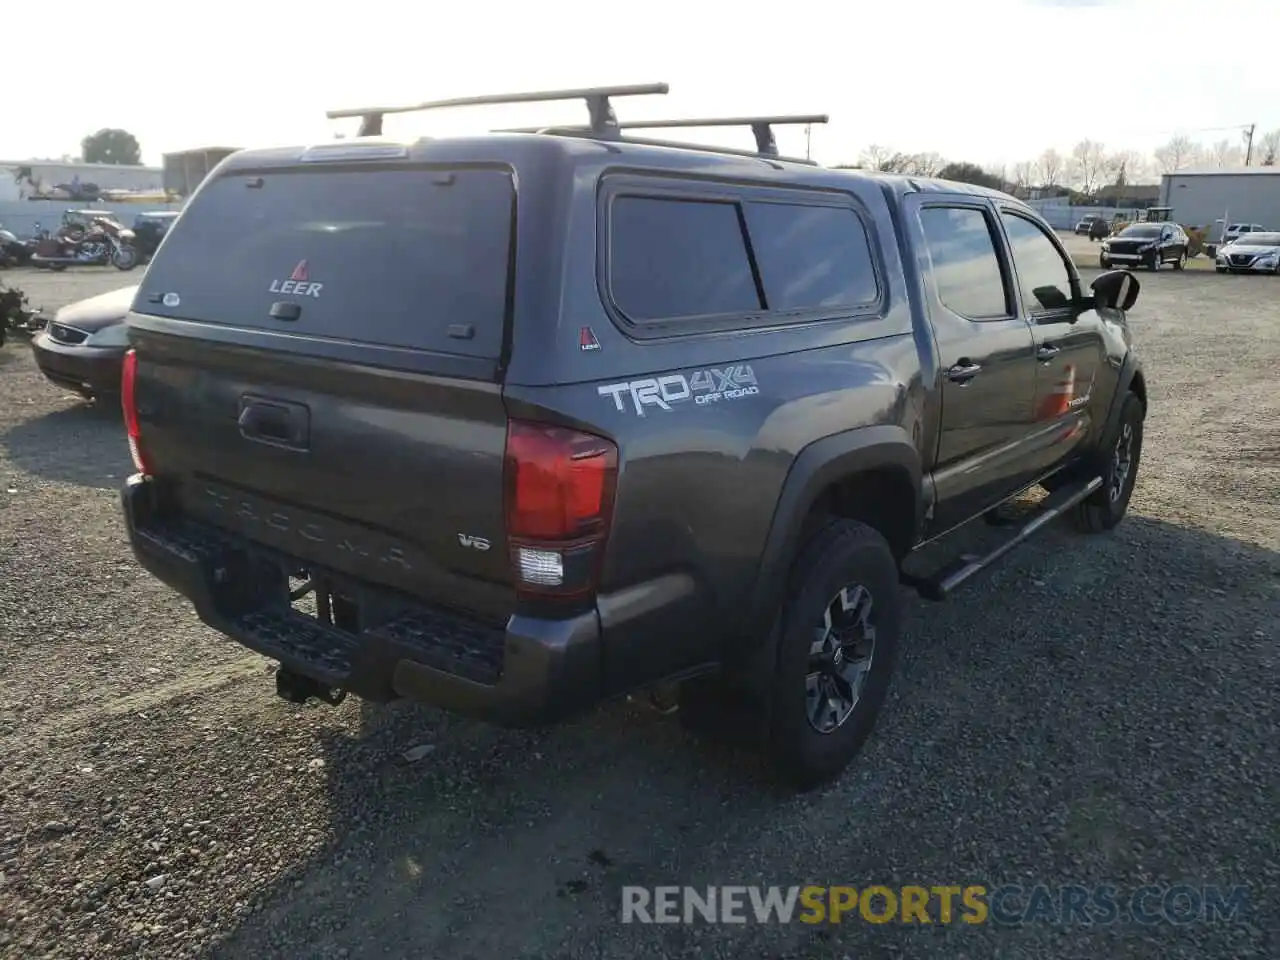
top-left (1090, 269), bottom-right (1140, 311)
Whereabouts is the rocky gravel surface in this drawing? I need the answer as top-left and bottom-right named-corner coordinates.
top-left (0, 264), bottom-right (1276, 959)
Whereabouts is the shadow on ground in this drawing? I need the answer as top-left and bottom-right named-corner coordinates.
top-left (203, 514), bottom-right (1278, 960)
top-left (0, 399), bottom-right (130, 490)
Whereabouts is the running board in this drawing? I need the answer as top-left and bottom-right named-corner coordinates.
top-left (902, 476), bottom-right (1103, 601)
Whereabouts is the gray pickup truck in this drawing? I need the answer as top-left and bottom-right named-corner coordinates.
top-left (118, 84), bottom-right (1147, 788)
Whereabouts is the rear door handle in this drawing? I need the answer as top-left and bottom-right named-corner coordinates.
top-left (238, 395), bottom-right (310, 451)
top-left (1037, 344), bottom-right (1061, 362)
top-left (947, 360), bottom-right (983, 383)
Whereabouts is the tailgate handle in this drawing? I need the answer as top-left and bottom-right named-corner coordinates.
top-left (238, 397), bottom-right (310, 451)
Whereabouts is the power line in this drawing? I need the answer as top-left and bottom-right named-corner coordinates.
top-left (1107, 121), bottom-right (1269, 142)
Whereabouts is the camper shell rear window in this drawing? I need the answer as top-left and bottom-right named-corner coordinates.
top-left (138, 165), bottom-right (515, 360)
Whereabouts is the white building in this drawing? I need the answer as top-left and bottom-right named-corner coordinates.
top-left (1159, 168), bottom-right (1280, 235)
top-left (0, 159), bottom-right (164, 202)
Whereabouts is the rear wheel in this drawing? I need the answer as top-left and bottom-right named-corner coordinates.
top-left (1174, 251), bottom-right (1187, 270)
top-left (1068, 391), bottom-right (1144, 534)
top-left (764, 519), bottom-right (901, 789)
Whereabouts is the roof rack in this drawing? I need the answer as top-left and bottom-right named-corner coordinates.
top-left (500, 114), bottom-right (828, 161)
top-left (326, 83), bottom-right (670, 138)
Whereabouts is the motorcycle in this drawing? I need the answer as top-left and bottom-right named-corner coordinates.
top-left (0, 283), bottom-right (44, 347)
top-left (0, 224), bottom-right (34, 267)
top-left (30, 216), bottom-right (139, 271)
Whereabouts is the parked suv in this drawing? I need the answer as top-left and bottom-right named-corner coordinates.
top-left (1074, 214), bottom-right (1108, 236)
top-left (118, 84), bottom-right (1148, 787)
top-left (1100, 222), bottom-right (1189, 270)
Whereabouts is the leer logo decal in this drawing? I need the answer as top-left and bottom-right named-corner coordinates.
top-left (598, 364), bottom-right (760, 417)
top-left (269, 260), bottom-right (323, 299)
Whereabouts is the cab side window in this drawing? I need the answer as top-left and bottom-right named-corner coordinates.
top-left (918, 206), bottom-right (1010, 319)
top-left (1000, 212), bottom-right (1075, 314)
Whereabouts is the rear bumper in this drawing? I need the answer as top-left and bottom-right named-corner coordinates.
top-left (31, 333), bottom-right (124, 396)
top-left (120, 474), bottom-right (602, 726)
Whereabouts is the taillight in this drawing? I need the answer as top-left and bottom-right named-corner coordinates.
top-left (504, 420), bottom-right (618, 598)
top-left (121, 349), bottom-right (153, 475)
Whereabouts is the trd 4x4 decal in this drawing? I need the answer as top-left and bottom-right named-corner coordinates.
top-left (598, 364), bottom-right (759, 417)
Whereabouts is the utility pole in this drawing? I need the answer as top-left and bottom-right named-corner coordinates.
top-left (1244, 123), bottom-right (1256, 166)
top-left (805, 124), bottom-right (812, 161)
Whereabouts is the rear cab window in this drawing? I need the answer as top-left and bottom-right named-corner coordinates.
top-left (604, 183), bottom-right (880, 333)
top-left (138, 165), bottom-right (516, 360)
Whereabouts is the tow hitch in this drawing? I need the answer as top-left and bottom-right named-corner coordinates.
top-left (275, 667), bottom-right (348, 706)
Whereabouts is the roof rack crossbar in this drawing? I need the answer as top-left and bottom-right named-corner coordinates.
top-left (327, 83), bottom-right (669, 138)
top-left (499, 113), bottom-right (828, 157)
top-left (615, 135), bottom-right (819, 166)
top-left (499, 127), bottom-right (818, 166)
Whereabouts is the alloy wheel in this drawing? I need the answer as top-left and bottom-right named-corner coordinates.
top-left (805, 584), bottom-right (877, 734)
top-left (1109, 422), bottom-right (1135, 503)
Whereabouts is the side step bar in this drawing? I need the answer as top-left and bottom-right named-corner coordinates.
top-left (903, 476), bottom-right (1103, 602)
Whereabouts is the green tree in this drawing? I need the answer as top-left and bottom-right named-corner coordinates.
top-left (80, 128), bottom-right (143, 165)
top-left (937, 161), bottom-right (1005, 191)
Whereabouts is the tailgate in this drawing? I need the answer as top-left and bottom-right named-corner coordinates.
top-left (131, 337), bottom-right (514, 623)
top-left (128, 161), bottom-right (518, 623)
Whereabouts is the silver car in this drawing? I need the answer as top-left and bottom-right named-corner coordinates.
top-left (1215, 232), bottom-right (1280, 275)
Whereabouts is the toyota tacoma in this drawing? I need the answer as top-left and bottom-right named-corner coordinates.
top-left (118, 83), bottom-right (1147, 787)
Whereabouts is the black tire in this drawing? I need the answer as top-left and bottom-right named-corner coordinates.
top-left (1173, 251), bottom-right (1187, 270)
top-left (1099, 255), bottom-right (1110, 269)
top-left (765, 519), bottom-right (901, 789)
top-left (112, 246), bottom-right (139, 271)
top-left (1068, 391), bottom-right (1144, 534)
top-left (1148, 252), bottom-right (1161, 271)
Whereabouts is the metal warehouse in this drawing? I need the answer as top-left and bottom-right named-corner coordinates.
top-left (1159, 168), bottom-right (1280, 236)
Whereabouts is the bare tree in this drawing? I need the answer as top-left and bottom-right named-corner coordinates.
top-left (1012, 160), bottom-right (1035, 194)
top-left (855, 149), bottom-right (946, 176)
top-left (1153, 134), bottom-right (1200, 174)
top-left (1209, 138), bottom-right (1244, 168)
top-left (1037, 148), bottom-right (1064, 188)
top-left (1104, 149), bottom-right (1150, 187)
top-left (858, 144), bottom-right (896, 171)
top-left (903, 151), bottom-right (946, 177)
top-left (1260, 129), bottom-right (1280, 166)
top-left (1070, 139), bottom-right (1107, 194)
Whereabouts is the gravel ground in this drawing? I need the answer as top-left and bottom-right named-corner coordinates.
top-left (0, 264), bottom-right (1276, 960)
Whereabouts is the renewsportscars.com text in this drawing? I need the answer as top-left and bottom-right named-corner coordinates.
top-left (621, 884), bottom-right (1251, 927)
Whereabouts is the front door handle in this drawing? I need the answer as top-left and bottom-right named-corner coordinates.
top-left (1037, 344), bottom-right (1061, 362)
top-left (947, 360), bottom-right (983, 383)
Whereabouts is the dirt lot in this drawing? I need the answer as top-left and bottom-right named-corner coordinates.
top-left (0, 264), bottom-right (1276, 960)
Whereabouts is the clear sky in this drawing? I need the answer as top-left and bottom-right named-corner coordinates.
top-left (4, 0), bottom-right (1275, 168)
